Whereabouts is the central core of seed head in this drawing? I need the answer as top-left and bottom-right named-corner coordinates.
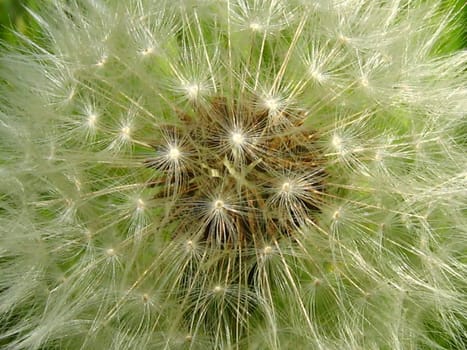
top-left (168, 146), bottom-right (181, 160)
top-left (281, 182), bottom-right (291, 193)
top-left (214, 199), bottom-right (225, 210)
top-left (231, 131), bottom-right (245, 146)
top-left (147, 96), bottom-right (325, 247)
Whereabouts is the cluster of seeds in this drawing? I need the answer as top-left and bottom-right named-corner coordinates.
top-left (145, 96), bottom-right (326, 247)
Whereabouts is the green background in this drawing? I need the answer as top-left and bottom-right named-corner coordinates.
top-left (0, 0), bottom-right (44, 44)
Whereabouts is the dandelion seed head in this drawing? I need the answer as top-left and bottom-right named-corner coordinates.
top-left (3, 1), bottom-right (464, 349)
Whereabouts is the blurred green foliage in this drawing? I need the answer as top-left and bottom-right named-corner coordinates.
top-left (0, 0), bottom-right (42, 44)
top-left (437, 0), bottom-right (467, 53)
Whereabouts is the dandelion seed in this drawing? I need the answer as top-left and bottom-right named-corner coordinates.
top-left (263, 96), bottom-right (281, 114)
top-left (121, 126), bottom-right (131, 139)
top-left (95, 55), bottom-right (107, 67)
top-left (249, 21), bottom-right (263, 32)
top-left (183, 82), bottom-right (201, 101)
top-left (231, 131), bottom-right (245, 146)
top-left (332, 134), bottom-right (343, 152)
top-left (142, 293), bottom-right (149, 303)
top-left (106, 248), bottom-right (116, 256)
top-left (136, 198), bottom-right (145, 211)
top-left (167, 146), bottom-right (181, 161)
top-left (108, 115), bottom-right (136, 152)
top-left (360, 76), bottom-right (369, 88)
top-left (87, 113), bottom-right (98, 127)
top-left (228, 129), bottom-right (252, 161)
top-left (185, 240), bottom-right (194, 252)
top-left (213, 285), bottom-right (224, 294)
top-left (338, 34), bottom-right (349, 44)
top-left (332, 209), bottom-right (341, 221)
top-left (213, 199), bottom-right (225, 211)
top-left (308, 67), bottom-right (327, 83)
top-left (268, 171), bottom-right (324, 229)
top-left (281, 181), bottom-right (291, 193)
top-left (140, 47), bottom-right (155, 56)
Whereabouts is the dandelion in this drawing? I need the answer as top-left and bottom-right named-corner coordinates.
top-left (0, 0), bottom-right (466, 349)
